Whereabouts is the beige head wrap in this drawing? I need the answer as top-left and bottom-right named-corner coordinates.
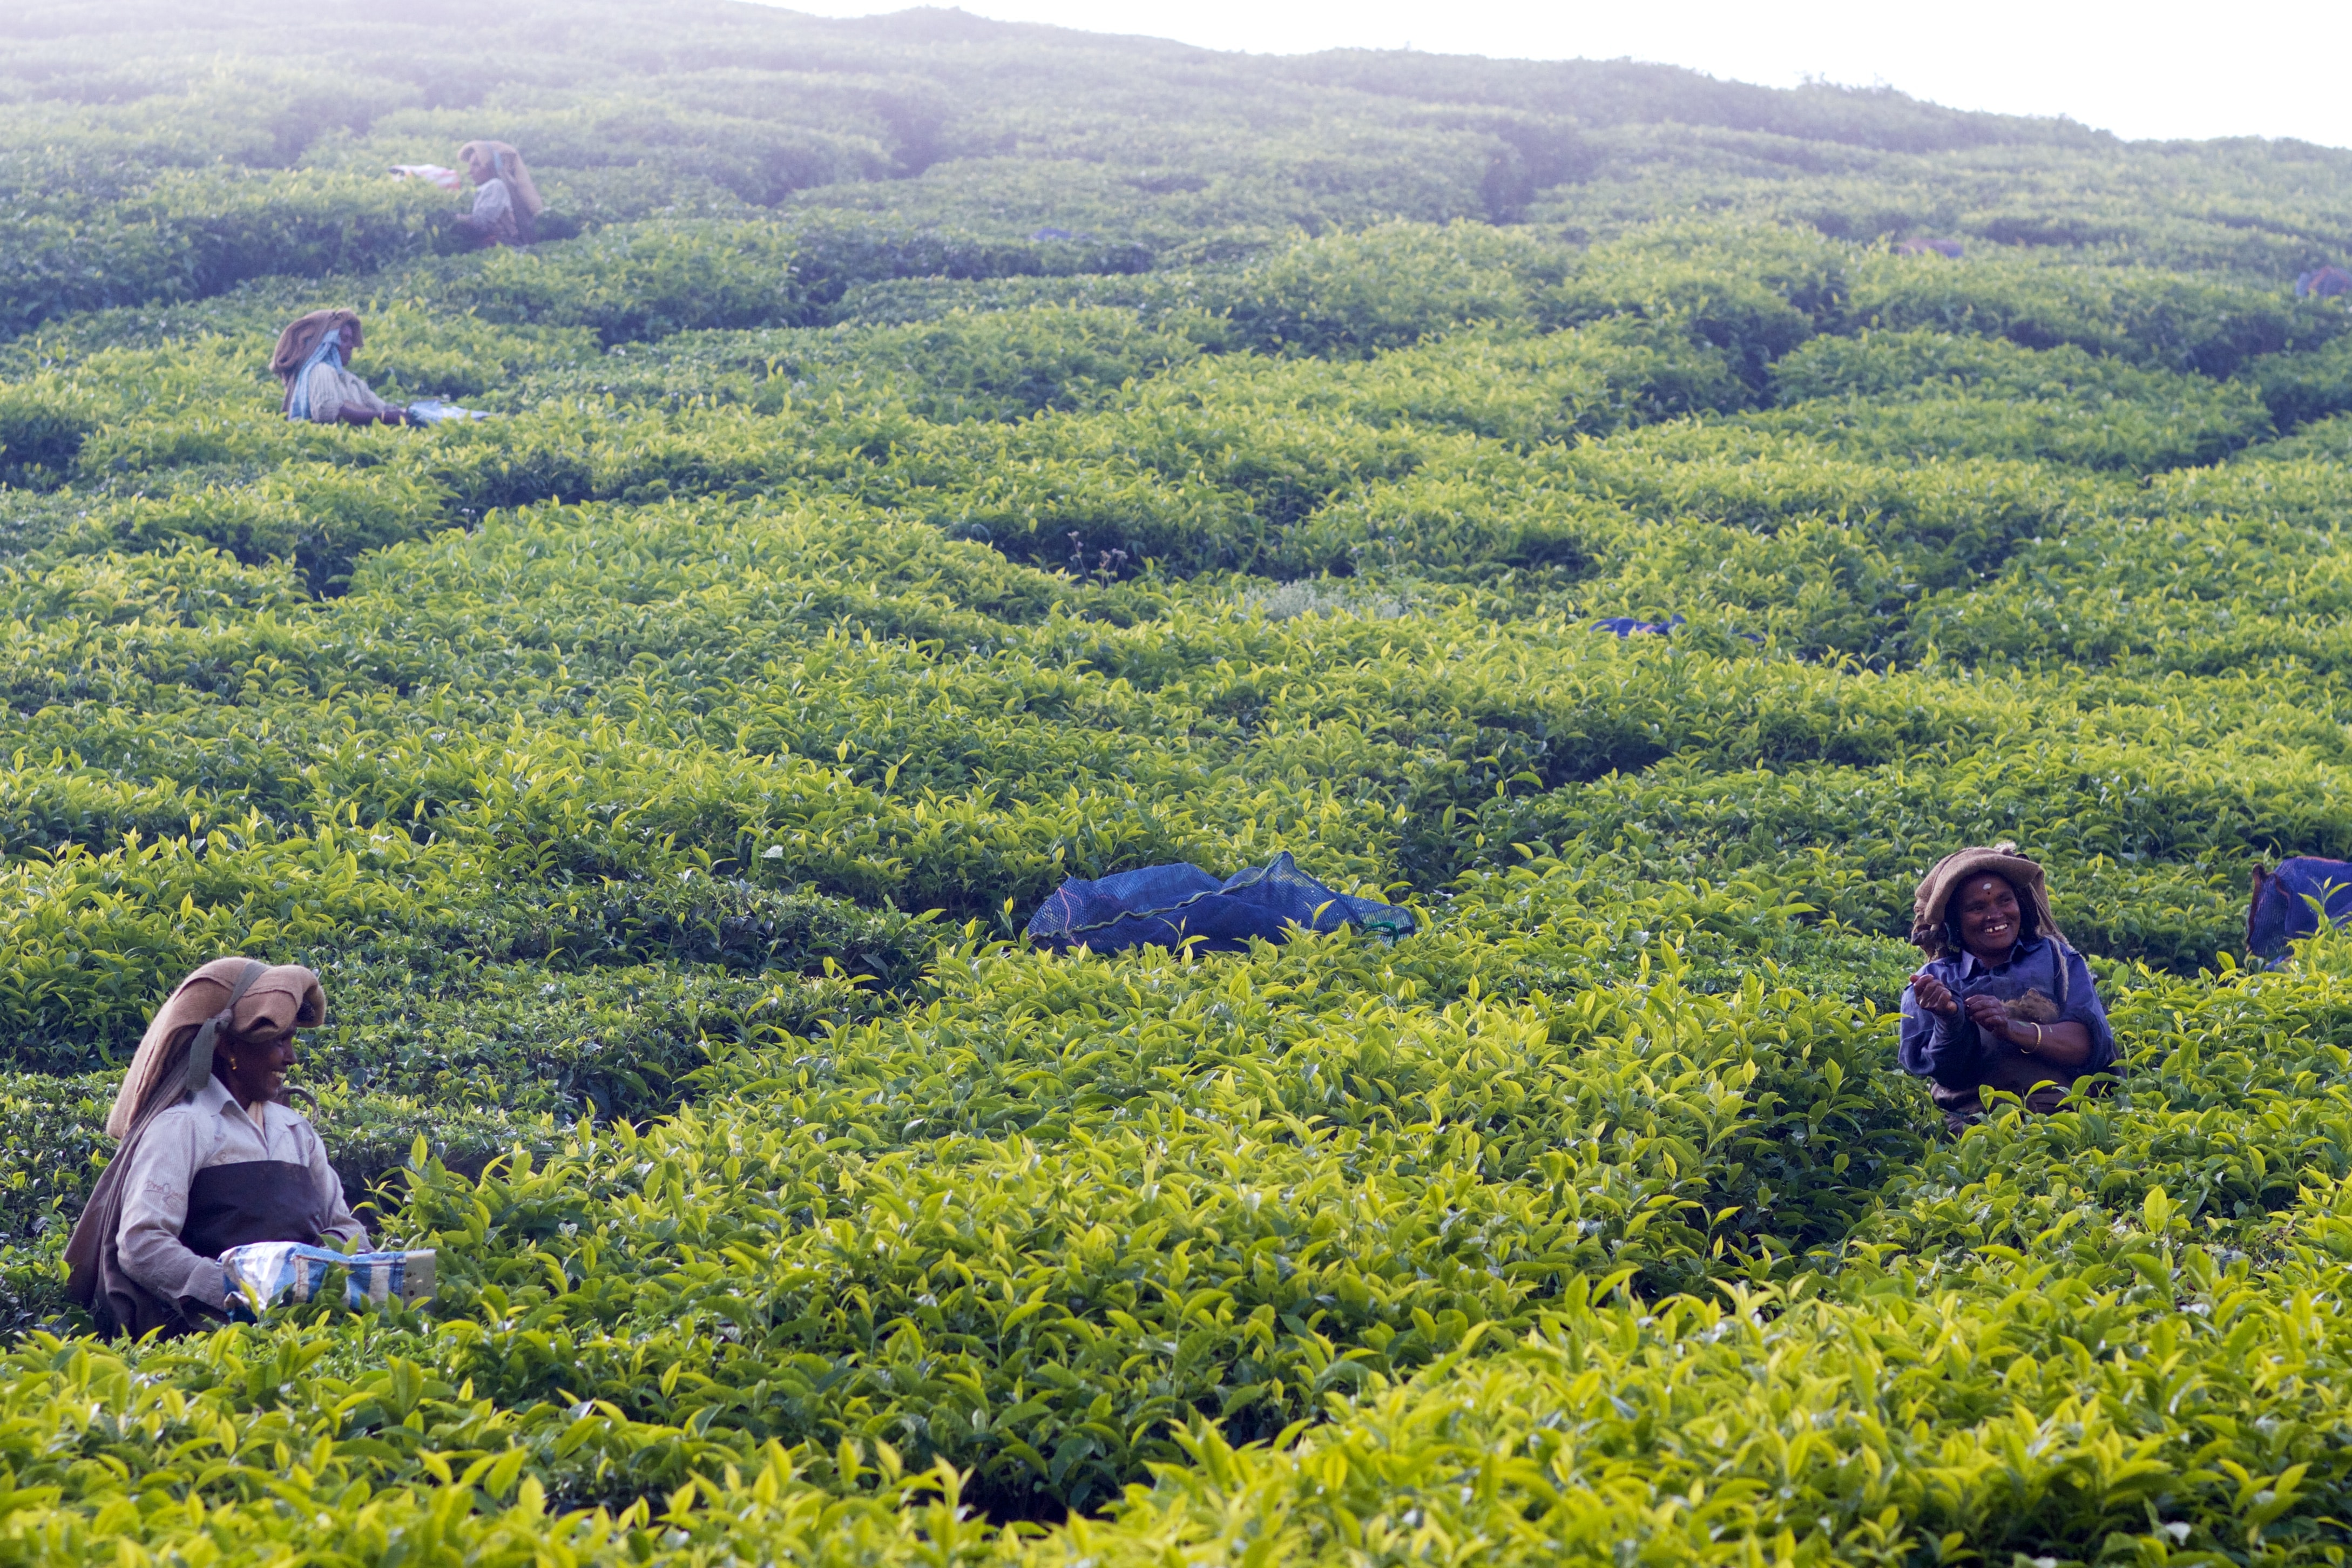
top-left (1910, 842), bottom-right (2070, 960)
top-left (458, 140), bottom-right (544, 218)
top-left (104, 957), bottom-right (326, 1139)
top-left (268, 309), bottom-right (364, 383)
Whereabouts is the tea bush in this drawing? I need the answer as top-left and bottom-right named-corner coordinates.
top-left (0, 171), bottom-right (458, 338)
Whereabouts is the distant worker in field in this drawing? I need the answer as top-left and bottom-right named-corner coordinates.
top-left (452, 139), bottom-right (542, 248)
top-left (63, 959), bottom-right (369, 1336)
top-left (270, 309), bottom-right (409, 425)
top-left (1900, 844), bottom-right (2118, 1133)
top-left (2296, 266), bottom-right (2352, 301)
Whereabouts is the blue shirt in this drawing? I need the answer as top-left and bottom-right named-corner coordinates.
top-left (1898, 934), bottom-right (2117, 1108)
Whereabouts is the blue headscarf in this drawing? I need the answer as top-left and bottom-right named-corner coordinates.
top-left (281, 328), bottom-right (346, 422)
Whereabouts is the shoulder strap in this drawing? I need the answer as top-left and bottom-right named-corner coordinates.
top-left (184, 961), bottom-right (267, 1097)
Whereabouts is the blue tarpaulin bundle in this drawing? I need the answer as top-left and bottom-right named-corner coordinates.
top-left (2297, 266), bottom-right (2352, 300)
top-left (1592, 613), bottom-right (1685, 637)
top-left (2249, 856), bottom-right (2352, 962)
top-left (1026, 851), bottom-right (1417, 954)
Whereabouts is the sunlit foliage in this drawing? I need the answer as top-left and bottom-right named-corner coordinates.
top-left (3, 2), bottom-right (2352, 1563)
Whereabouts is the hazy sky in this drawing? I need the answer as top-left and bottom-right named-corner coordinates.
top-left (780, 0), bottom-right (2352, 148)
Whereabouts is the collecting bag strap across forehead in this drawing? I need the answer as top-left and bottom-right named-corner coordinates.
top-left (184, 960), bottom-right (268, 1098)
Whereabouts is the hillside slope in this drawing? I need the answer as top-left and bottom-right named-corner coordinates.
top-left (3, 5), bottom-right (2352, 1565)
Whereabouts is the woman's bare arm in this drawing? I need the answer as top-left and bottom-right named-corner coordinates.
top-left (1963, 994), bottom-right (2092, 1067)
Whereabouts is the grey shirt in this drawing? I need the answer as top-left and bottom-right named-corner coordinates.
top-left (292, 360), bottom-right (398, 424)
top-left (116, 1077), bottom-right (366, 1309)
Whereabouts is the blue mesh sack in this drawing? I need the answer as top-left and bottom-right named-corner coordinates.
top-left (1026, 851), bottom-right (1417, 954)
top-left (2249, 856), bottom-right (2352, 963)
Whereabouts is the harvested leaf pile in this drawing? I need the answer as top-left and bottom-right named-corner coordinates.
top-left (5, 2), bottom-right (2352, 1562)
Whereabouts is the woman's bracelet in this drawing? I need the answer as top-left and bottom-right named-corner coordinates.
top-left (2018, 1021), bottom-right (2045, 1055)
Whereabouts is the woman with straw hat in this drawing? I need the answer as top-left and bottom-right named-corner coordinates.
top-left (269, 309), bottom-right (409, 426)
top-left (63, 958), bottom-right (367, 1337)
top-left (1900, 844), bottom-right (2119, 1133)
top-left (452, 139), bottom-right (543, 247)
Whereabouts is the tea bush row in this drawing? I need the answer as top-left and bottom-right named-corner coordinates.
top-left (2, 484), bottom-right (2346, 1054)
top-left (13, 929), bottom-right (2352, 1557)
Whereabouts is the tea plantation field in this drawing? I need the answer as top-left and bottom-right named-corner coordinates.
top-left (10, 2), bottom-right (2352, 1563)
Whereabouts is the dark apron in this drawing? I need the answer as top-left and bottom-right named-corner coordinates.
top-left (78, 1158), bottom-right (326, 1339)
top-left (181, 1161), bottom-right (328, 1258)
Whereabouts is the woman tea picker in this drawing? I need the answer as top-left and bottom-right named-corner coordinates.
top-left (1901, 844), bottom-right (2120, 1132)
top-left (271, 309), bottom-right (408, 426)
top-left (272, 309), bottom-right (484, 428)
top-left (65, 959), bottom-right (367, 1336)
top-left (452, 139), bottom-right (542, 247)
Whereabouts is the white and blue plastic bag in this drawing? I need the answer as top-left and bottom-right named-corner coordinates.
top-left (222, 1242), bottom-right (436, 1315)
